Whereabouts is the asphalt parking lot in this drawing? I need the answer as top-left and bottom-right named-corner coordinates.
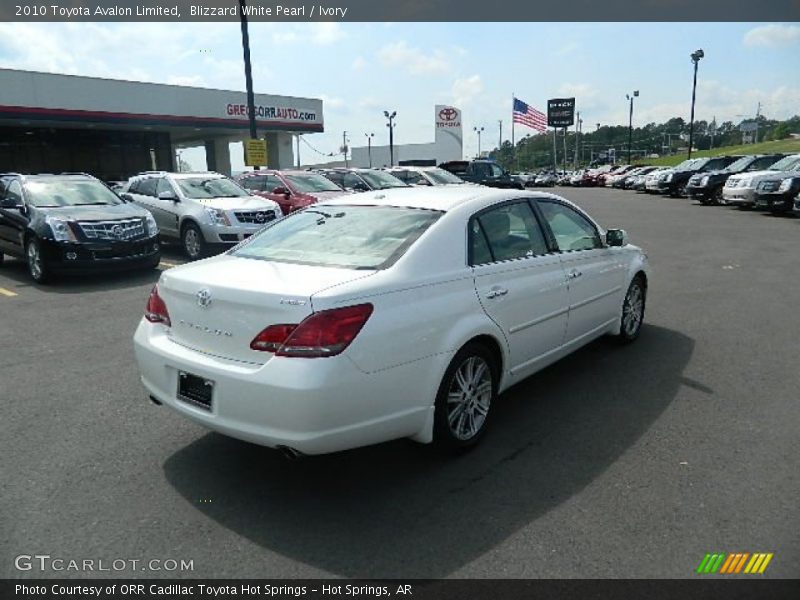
top-left (2, 188), bottom-right (798, 579)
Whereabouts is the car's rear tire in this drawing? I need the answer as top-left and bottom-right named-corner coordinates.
top-left (181, 222), bottom-right (207, 260)
top-left (433, 342), bottom-right (498, 453)
top-left (615, 275), bottom-right (646, 344)
top-left (26, 237), bottom-right (50, 284)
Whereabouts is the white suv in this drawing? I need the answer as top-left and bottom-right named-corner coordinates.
top-left (122, 172), bottom-right (282, 259)
top-left (723, 154), bottom-right (800, 208)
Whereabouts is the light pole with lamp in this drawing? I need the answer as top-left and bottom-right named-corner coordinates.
top-left (474, 126), bottom-right (485, 158)
top-left (687, 49), bottom-right (704, 159)
top-left (364, 133), bottom-right (375, 168)
top-left (384, 111), bottom-right (397, 166)
top-left (626, 90), bottom-right (639, 164)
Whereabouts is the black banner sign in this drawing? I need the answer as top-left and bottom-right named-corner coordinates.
top-left (3, 579), bottom-right (800, 600)
top-left (547, 98), bottom-right (576, 128)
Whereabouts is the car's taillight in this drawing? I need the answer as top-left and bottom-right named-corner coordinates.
top-left (250, 303), bottom-right (373, 358)
top-left (145, 285), bottom-right (171, 326)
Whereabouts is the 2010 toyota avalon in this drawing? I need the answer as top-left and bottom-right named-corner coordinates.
top-left (133, 187), bottom-right (650, 456)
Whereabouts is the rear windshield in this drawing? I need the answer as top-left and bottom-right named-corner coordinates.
top-left (284, 173), bottom-right (343, 193)
top-left (426, 168), bottom-right (465, 184)
top-left (231, 205), bottom-right (442, 269)
top-left (358, 170), bottom-right (408, 190)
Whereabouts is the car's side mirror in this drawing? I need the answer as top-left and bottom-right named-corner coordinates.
top-left (0, 197), bottom-right (18, 209)
top-left (606, 229), bottom-right (628, 247)
top-left (272, 186), bottom-right (291, 198)
top-left (119, 193), bottom-right (134, 203)
top-left (349, 183), bottom-right (369, 192)
top-left (157, 190), bottom-right (179, 202)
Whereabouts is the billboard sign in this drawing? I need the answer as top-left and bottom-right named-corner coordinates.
top-left (547, 98), bottom-right (576, 128)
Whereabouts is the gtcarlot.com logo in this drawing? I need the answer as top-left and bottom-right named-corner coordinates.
top-left (696, 552), bottom-right (773, 574)
top-left (14, 554), bottom-right (194, 572)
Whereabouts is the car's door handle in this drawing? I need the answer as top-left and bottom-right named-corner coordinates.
top-left (568, 270), bottom-right (583, 279)
top-left (486, 287), bottom-right (508, 299)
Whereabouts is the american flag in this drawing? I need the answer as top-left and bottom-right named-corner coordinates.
top-left (513, 97), bottom-right (547, 132)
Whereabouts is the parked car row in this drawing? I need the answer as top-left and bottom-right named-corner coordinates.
top-left (591, 152), bottom-right (800, 217)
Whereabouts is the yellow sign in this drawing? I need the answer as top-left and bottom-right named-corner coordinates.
top-left (244, 139), bottom-right (268, 167)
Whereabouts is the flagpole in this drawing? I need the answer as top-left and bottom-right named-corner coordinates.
top-left (511, 93), bottom-right (516, 169)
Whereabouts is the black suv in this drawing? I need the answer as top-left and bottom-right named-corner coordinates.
top-left (438, 160), bottom-right (524, 189)
top-left (658, 156), bottom-right (739, 197)
top-left (686, 154), bottom-right (785, 205)
top-left (0, 173), bottom-right (160, 283)
top-left (754, 175), bottom-right (800, 215)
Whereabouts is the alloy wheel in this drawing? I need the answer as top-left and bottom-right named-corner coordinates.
top-left (446, 356), bottom-right (493, 441)
top-left (183, 228), bottom-right (201, 259)
top-left (27, 241), bottom-right (43, 281)
top-left (622, 282), bottom-right (644, 337)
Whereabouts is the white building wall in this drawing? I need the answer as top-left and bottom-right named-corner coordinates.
top-left (348, 105), bottom-right (463, 168)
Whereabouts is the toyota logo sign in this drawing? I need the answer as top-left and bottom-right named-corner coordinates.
top-left (439, 107), bottom-right (458, 122)
top-left (111, 225), bottom-right (124, 239)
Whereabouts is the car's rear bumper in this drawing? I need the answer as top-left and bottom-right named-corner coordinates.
top-left (133, 320), bottom-right (433, 455)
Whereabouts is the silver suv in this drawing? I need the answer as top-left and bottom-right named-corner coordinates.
top-left (122, 171), bottom-right (282, 259)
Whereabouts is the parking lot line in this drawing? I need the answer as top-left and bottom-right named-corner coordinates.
top-left (159, 260), bottom-right (182, 269)
top-left (0, 287), bottom-right (18, 297)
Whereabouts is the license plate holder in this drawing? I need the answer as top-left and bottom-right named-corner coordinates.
top-left (177, 371), bottom-right (214, 411)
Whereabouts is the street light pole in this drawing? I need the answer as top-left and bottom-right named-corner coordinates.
top-left (627, 90), bottom-right (639, 164)
top-left (474, 126), bottom-right (485, 157)
top-left (365, 133), bottom-right (374, 168)
top-left (498, 120), bottom-right (503, 150)
top-left (384, 111), bottom-right (397, 166)
top-left (687, 49), bottom-right (704, 159)
top-left (238, 0), bottom-right (259, 166)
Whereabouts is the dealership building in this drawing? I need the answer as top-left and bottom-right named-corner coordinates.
top-left (0, 68), bottom-right (324, 180)
top-left (348, 105), bottom-right (463, 168)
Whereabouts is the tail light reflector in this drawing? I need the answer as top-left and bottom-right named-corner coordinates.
top-left (145, 285), bottom-right (171, 326)
top-left (250, 303), bottom-right (373, 358)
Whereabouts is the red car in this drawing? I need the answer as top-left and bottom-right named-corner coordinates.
top-left (237, 169), bottom-right (349, 214)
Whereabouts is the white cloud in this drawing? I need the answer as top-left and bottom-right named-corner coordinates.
top-left (451, 75), bottom-right (484, 107)
top-left (351, 56), bottom-right (368, 71)
top-left (744, 24), bottom-right (800, 48)
top-left (378, 41), bottom-right (449, 75)
top-left (272, 23), bottom-right (345, 46)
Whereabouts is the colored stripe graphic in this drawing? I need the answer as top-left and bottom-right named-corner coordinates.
top-left (710, 554), bottom-right (726, 573)
top-left (699, 552), bottom-right (773, 574)
top-left (719, 554), bottom-right (736, 574)
top-left (696, 554), bottom-right (712, 574)
top-left (734, 553), bottom-right (749, 573)
top-left (758, 554), bottom-right (773, 573)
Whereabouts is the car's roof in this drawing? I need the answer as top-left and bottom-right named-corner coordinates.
top-left (130, 171), bottom-right (225, 180)
top-left (317, 185), bottom-right (567, 213)
top-left (13, 173), bottom-right (97, 182)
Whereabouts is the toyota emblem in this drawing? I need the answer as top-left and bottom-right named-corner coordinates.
top-left (196, 289), bottom-right (212, 308)
top-left (111, 225), bottom-right (124, 238)
top-left (439, 107), bottom-right (458, 122)
top-left (256, 212), bottom-right (266, 223)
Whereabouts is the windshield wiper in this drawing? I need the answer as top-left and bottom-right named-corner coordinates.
top-left (73, 202), bottom-right (112, 206)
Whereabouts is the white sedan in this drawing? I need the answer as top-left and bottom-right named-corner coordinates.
top-left (134, 187), bottom-right (650, 456)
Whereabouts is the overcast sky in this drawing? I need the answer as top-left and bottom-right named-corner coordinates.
top-left (1, 21), bottom-right (798, 170)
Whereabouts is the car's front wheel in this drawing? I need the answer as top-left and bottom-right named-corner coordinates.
top-left (181, 222), bottom-right (207, 260)
top-left (26, 237), bottom-right (50, 284)
top-left (433, 343), bottom-right (497, 452)
top-left (616, 276), bottom-right (646, 343)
